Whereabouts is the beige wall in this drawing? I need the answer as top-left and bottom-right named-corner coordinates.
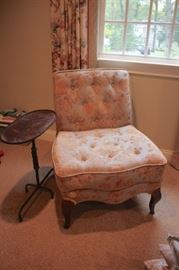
top-left (130, 74), bottom-right (179, 152)
top-left (0, 0), bottom-right (53, 112)
top-left (0, 0), bottom-right (179, 153)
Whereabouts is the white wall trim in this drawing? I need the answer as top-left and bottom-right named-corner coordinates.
top-left (97, 59), bottom-right (179, 79)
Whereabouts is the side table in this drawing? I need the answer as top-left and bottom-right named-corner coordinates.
top-left (1, 109), bottom-right (56, 221)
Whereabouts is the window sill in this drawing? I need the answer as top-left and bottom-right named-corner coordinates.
top-left (97, 57), bottom-right (179, 79)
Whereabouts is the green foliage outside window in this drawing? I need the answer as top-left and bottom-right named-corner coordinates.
top-left (103, 0), bottom-right (179, 59)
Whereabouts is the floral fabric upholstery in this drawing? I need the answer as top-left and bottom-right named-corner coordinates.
top-left (55, 166), bottom-right (163, 193)
top-left (170, 124), bottom-right (179, 170)
top-left (56, 180), bottom-right (161, 204)
top-left (53, 69), bottom-right (133, 131)
top-left (52, 125), bottom-right (166, 177)
top-left (50, 0), bottom-right (88, 71)
top-left (52, 69), bottom-right (167, 206)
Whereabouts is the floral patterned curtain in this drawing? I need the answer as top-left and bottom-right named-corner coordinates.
top-left (50, 0), bottom-right (88, 72)
top-left (170, 131), bottom-right (179, 170)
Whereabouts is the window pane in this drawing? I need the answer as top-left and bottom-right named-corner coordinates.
top-left (176, 2), bottom-right (179, 22)
top-left (125, 24), bottom-right (147, 55)
top-left (148, 25), bottom-right (171, 58)
top-left (128, 0), bottom-right (150, 21)
top-left (105, 0), bottom-right (125, 21)
top-left (151, 0), bottom-right (175, 23)
top-left (103, 23), bottom-right (124, 52)
top-left (100, 0), bottom-right (178, 63)
top-left (171, 26), bottom-right (179, 59)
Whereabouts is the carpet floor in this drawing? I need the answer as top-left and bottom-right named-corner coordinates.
top-left (0, 139), bottom-right (179, 270)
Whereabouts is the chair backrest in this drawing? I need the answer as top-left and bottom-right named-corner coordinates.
top-left (53, 69), bottom-right (133, 131)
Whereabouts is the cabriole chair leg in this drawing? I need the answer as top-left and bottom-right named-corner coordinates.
top-left (149, 188), bottom-right (162, 215)
top-left (62, 200), bottom-right (75, 229)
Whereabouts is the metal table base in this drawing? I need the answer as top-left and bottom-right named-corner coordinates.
top-left (0, 110), bottom-right (56, 222)
top-left (18, 139), bottom-right (54, 222)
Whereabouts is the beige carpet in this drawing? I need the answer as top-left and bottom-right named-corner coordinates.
top-left (0, 139), bottom-right (179, 270)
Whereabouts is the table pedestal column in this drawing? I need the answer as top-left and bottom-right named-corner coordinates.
top-left (18, 139), bottom-right (54, 222)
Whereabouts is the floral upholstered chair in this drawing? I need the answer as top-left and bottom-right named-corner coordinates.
top-left (52, 69), bottom-right (167, 228)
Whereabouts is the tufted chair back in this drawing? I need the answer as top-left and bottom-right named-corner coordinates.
top-left (53, 69), bottom-right (133, 132)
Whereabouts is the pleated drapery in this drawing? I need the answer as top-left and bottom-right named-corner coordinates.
top-left (170, 131), bottom-right (179, 170)
top-left (50, 0), bottom-right (88, 72)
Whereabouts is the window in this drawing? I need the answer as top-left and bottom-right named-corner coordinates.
top-left (98, 0), bottom-right (179, 67)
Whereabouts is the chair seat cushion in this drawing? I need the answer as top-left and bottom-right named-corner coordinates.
top-left (52, 125), bottom-right (167, 178)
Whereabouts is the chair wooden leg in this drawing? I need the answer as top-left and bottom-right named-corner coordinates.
top-left (149, 188), bottom-right (161, 215)
top-left (62, 200), bottom-right (75, 229)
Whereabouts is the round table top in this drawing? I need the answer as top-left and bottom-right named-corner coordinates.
top-left (1, 110), bottom-right (56, 144)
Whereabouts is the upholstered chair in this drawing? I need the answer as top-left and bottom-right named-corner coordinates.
top-left (52, 69), bottom-right (167, 229)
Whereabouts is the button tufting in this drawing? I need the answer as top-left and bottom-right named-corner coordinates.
top-left (96, 134), bottom-right (103, 138)
top-left (81, 156), bottom-right (87, 161)
top-left (134, 148), bottom-right (140, 155)
top-left (91, 143), bottom-right (96, 148)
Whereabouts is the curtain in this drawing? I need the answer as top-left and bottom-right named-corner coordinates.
top-left (50, 0), bottom-right (88, 72)
top-left (170, 131), bottom-right (179, 170)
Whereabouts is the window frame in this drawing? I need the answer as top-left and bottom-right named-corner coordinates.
top-left (97, 0), bottom-right (179, 78)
